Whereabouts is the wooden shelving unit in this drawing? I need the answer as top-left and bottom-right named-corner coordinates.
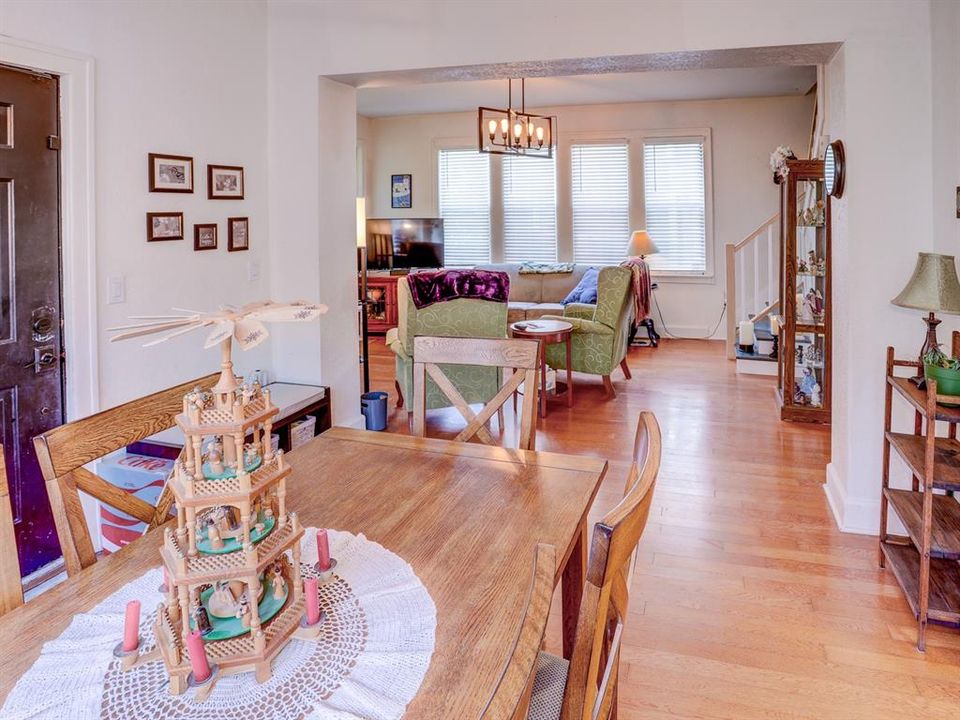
top-left (880, 337), bottom-right (960, 651)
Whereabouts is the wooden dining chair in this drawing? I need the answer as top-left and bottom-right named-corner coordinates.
top-left (481, 543), bottom-right (557, 720)
top-left (33, 372), bottom-right (218, 577)
top-left (0, 445), bottom-right (24, 617)
top-left (528, 411), bottom-right (662, 720)
top-left (412, 336), bottom-right (540, 451)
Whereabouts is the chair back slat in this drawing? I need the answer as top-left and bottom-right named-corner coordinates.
top-left (38, 373), bottom-right (218, 477)
top-left (33, 373), bottom-right (219, 576)
top-left (0, 445), bottom-right (24, 616)
top-left (412, 336), bottom-right (540, 451)
top-left (562, 411), bottom-right (661, 720)
top-left (481, 543), bottom-right (556, 720)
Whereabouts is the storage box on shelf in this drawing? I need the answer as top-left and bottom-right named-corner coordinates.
top-left (880, 333), bottom-right (960, 652)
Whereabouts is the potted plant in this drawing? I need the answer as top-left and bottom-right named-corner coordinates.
top-left (923, 346), bottom-right (960, 404)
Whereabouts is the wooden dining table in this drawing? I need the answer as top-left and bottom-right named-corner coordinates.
top-left (0, 427), bottom-right (607, 718)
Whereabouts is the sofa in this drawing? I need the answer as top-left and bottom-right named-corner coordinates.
top-left (475, 263), bottom-right (593, 323)
top-left (385, 274), bottom-right (508, 412)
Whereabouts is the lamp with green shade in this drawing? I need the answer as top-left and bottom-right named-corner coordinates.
top-left (891, 252), bottom-right (960, 385)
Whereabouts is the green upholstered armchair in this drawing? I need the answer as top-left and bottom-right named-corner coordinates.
top-left (385, 277), bottom-right (508, 411)
top-left (541, 265), bottom-right (634, 397)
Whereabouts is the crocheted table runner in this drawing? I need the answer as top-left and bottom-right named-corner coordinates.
top-left (2, 530), bottom-right (436, 720)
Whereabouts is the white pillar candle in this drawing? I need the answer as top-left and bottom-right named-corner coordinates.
top-left (770, 315), bottom-right (780, 336)
top-left (738, 320), bottom-right (755, 346)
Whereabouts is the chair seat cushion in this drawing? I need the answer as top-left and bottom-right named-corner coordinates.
top-left (524, 303), bottom-right (565, 320)
top-left (528, 651), bottom-right (569, 720)
top-left (562, 267), bottom-right (599, 305)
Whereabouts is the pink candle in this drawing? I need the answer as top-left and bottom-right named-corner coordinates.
top-left (316, 529), bottom-right (331, 571)
top-left (186, 630), bottom-right (212, 682)
top-left (305, 577), bottom-right (320, 625)
top-left (122, 600), bottom-right (141, 651)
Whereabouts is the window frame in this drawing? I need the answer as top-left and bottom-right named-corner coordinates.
top-left (638, 128), bottom-right (715, 282)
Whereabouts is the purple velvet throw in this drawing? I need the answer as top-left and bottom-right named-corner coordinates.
top-left (406, 269), bottom-right (510, 309)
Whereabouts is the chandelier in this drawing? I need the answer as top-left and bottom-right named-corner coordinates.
top-left (478, 79), bottom-right (555, 159)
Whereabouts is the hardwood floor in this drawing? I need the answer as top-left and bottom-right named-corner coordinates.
top-left (368, 338), bottom-right (960, 719)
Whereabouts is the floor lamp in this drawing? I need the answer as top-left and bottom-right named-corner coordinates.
top-left (357, 198), bottom-right (370, 394)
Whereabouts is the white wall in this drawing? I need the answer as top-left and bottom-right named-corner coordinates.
top-left (266, 0), bottom-right (956, 535)
top-left (363, 95), bottom-right (813, 338)
top-left (1, 0), bottom-right (276, 410)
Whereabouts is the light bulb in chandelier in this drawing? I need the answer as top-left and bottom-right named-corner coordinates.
top-left (487, 119), bottom-right (497, 142)
top-left (526, 120), bottom-right (535, 147)
top-left (535, 125), bottom-right (545, 148)
top-left (513, 122), bottom-right (523, 146)
top-left (499, 117), bottom-right (509, 139)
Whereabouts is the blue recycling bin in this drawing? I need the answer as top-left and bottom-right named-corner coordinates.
top-left (360, 391), bottom-right (389, 431)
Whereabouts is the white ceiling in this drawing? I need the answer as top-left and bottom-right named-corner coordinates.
top-left (357, 65), bottom-right (817, 117)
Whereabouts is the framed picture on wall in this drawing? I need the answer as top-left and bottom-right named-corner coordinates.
top-left (208, 164), bottom-right (245, 199)
top-left (148, 153), bottom-right (194, 193)
top-left (147, 212), bottom-right (184, 241)
top-left (391, 173), bottom-right (412, 209)
top-left (228, 216), bottom-right (250, 251)
top-left (194, 223), bottom-right (218, 251)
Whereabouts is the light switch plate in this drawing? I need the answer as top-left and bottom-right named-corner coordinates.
top-left (107, 276), bottom-right (126, 304)
top-left (248, 260), bottom-right (261, 283)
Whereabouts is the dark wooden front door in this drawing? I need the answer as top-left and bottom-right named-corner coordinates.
top-left (0, 65), bottom-right (65, 576)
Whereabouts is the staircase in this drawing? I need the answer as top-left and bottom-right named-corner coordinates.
top-left (725, 213), bottom-right (780, 375)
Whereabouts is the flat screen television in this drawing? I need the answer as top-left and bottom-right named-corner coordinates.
top-left (366, 218), bottom-right (444, 270)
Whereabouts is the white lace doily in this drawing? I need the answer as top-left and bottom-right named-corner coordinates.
top-left (2, 530), bottom-right (436, 720)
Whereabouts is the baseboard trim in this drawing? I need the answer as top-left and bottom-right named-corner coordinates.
top-left (824, 462), bottom-right (879, 535)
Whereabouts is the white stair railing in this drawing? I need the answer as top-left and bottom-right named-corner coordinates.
top-left (725, 213), bottom-right (780, 359)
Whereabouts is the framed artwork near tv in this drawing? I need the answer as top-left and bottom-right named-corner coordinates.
top-left (391, 174), bottom-right (412, 209)
top-left (208, 164), bottom-right (245, 199)
top-left (194, 223), bottom-right (218, 251)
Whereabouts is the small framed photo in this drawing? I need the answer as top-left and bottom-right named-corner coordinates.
top-left (956, 186), bottom-right (959, 219)
top-left (208, 164), bottom-right (245, 199)
top-left (227, 216), bottom-right (249, 251)
top-left (147, 212), bottom-right (184, 242)
top-left (148, 153), bottom-right (194, 193)
top-left (391, 173), bottom-right (412, 209)
top-left (194, 223), bottom-right (218, 251)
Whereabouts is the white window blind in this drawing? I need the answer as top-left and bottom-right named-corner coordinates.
top-left (642, 139), bottom-right (707, 275)
top-left (502, 155), bottom-right (557, 262)
top-left (571, 143), bottom-right (630, 265)
top-left (438, 149), bottom-right (491, 265)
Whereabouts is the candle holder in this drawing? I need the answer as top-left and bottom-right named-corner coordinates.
top-left (187, 663), bottom-right (221, 702)
top-left (296, 611), bottom-right (326, 640)
top-left (314, 557), bottom-right (338, 583)
top-left (113, 637), bottom-right (143, 671)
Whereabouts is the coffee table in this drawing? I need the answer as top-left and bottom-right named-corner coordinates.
top-left (510, 319), bottom-right (574, 417)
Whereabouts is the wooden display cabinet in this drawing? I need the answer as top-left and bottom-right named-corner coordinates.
top-left (776, 159), bottom-right (831, 424)
top-left (880, 335), bottom-right (960, 651)
top-left (363, 274), bottom-right (400, 334)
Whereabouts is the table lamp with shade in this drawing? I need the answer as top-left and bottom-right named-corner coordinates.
top-left (891, 252), bottom-right (960, 385)
top-left (626, 229), bottom-right (659, 260)
top-left (624, 230), bottom-right (660, 346)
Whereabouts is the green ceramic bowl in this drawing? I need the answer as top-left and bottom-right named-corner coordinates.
top-left (924, 363), bottom-right (960, 404)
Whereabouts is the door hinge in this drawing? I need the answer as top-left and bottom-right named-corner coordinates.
top-left (47, 135), bottom-right (61, 150)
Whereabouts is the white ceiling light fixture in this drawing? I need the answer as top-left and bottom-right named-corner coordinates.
top-left (478, 78), bottom-right (555, 159)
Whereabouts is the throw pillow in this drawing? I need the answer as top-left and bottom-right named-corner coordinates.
top-left (562, 267), bottom-right (599, 305)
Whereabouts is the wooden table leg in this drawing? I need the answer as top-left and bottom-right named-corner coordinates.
top-left (565, 335), bottom-right (573, 407)
top-left (539, 338), bottom-right (547, 418)
top-left (562, 520), bottom-right (587, 659)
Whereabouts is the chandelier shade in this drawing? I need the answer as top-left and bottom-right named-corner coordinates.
top-left (478, 79), bottom-right (555, 159)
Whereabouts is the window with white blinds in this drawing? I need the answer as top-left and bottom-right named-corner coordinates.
top-left (571, 143), bottom-right (630, 265)
top-left (642, 138), bottom-right (707, 275)
top-left (438, 149), bottom-right (491, 265)
top-left (502, 155), bottom-right (557, 263)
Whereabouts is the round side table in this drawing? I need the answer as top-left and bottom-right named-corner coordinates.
top-left (510, 319), bottom-right (574, 418)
